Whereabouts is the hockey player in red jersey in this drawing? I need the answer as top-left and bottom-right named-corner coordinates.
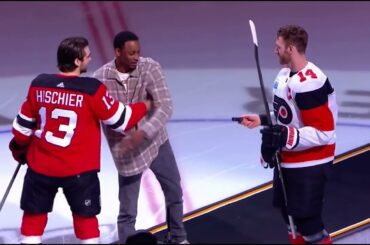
top-left (237, 25), bottom-right (337, 244)
top-left (8, 37), bottom-right (151, 244)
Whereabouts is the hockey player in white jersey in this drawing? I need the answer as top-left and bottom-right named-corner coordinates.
top-left (238, 25), bottom-right (337, 244)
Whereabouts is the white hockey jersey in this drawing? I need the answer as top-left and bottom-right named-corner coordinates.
top-left (272, 61), bottom-right (338, 168)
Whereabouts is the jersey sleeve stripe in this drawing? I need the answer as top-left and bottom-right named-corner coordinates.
top-left (103, 102), bottom-right (124, 126)
top-left (103, 102), bottom-right (132, 132)
top-left (286, 126), bottom-right (299, 150)
top-left (18, 111), bottom-right (36, 122)
top-left (295, 79), bottom-right (332, 110)
top-left (115, 105), bottom-right (132, 132)
top-left (109, 107), bottom-right (126, 129)
top-left (12, 117), bottom-right (33, 137)
top-left (17, 114), bottom-right (37, 129)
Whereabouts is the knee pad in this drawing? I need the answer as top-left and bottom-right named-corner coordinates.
top-left (21, 212), bottom-right (48, 236)
top-left (72, 213), bottom-right (100, 240)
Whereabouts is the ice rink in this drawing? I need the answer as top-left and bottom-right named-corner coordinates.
top-left (0, 2), bottom-right (369, 243)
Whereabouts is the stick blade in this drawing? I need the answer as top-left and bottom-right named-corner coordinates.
top-left (249, 19), bottom-right (258, 46)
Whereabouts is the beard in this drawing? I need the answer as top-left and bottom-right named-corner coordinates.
top-left (278, 54), bottom-right (290, 65)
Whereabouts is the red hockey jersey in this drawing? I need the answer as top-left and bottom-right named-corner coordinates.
top-left (12, 74), bottom-right (147, 177)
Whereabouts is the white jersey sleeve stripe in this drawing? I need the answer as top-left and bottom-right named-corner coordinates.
top-left (102, 102), bottom-right (133, 132)
top-left (103, 102), bottom-right (124, 126)
top-left (115, 105), bottom-right (132, 132)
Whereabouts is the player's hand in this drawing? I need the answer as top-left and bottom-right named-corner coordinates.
top-left (8, 137), bottom-right (28, 164)
top-left (121, 130), bottom-right (147, 154)
top-left (240, 114), bottom-right (261, 129)
top-left (260, 125), bottom-right (287, 149)
top-left (260, 124), bottom-right (299, 150)
top-left (260, 145), bottom-right (280, 168)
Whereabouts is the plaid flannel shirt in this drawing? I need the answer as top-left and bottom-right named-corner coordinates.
top-left (93, 57), bottom-right (172, 176)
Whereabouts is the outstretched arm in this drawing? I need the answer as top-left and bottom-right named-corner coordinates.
top-left (94, 84), bottom-right (149, 134)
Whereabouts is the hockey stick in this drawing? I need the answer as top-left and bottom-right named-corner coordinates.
top-left (248, 19), bottom-right (297, 239)
top-left (0, 162), bottom-right (22, 212)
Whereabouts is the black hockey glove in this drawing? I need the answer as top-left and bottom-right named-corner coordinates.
top-left (260, 145), bottom-right (280, 168)
top-left (260, 124), bottom-right (299, 150)
top-left (260, 125), bottom-right (288, 148)
top-left (9, 137), bottom-right (28, 164)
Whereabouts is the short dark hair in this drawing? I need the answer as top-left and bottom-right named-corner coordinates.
top-left (277, 25), bottom-right (308, 54)
top-left (57, 37), bottom-right (88, 72)
top-left (113, 31), bottom-right (139, 49)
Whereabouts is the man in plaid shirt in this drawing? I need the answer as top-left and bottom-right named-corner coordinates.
top-left (93, 31), bottom-right (188, 244)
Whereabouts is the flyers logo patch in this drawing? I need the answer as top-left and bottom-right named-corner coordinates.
top-left (273, 95), bottom-right (292, 125)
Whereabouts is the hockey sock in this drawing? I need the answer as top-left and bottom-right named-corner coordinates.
top-left (21, 212), bottom-right (47, 236)
top-left (20, 212), bottom-right (47, 244)
top-left (317, 235), bottom-right (332, 244)
top-left (281, 208), bottom-right (305, 244)
top-left (287, 223), bottom-right (305, 244)
top-left (72, 213), bottom-right (100, 240)
top-left (288, 231), bottom-right (306, 244)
